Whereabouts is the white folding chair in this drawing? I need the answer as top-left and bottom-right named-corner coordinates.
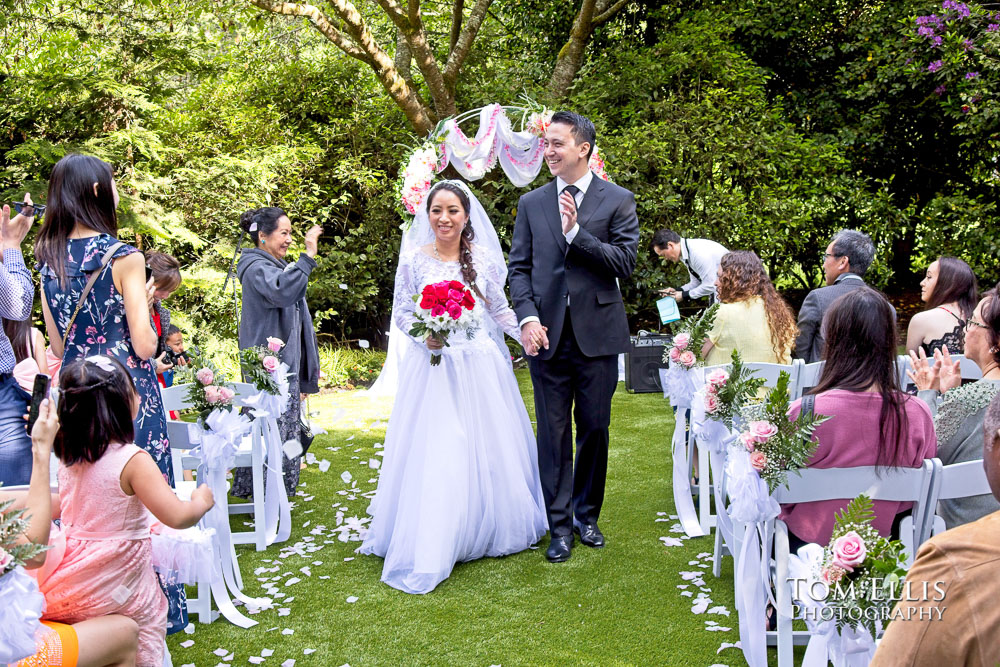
top-left (706, 363), bottom-right (800, 573)
top-left (792, 359), bottom-right (825, 399)
top-left (768, 460), bottom-right (939, 665)
top-left (926, 458), bottom-right (992, 537)
top-left (161, 383), bottom-right (271, 551)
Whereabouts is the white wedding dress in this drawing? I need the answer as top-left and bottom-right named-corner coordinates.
top-left (360, 245), bottom-right (547, 594)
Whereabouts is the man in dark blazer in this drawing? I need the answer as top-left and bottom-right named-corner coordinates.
top-left (508, 111), bottom-right (640, 563)
top-left (795, 229), bottom-right (877, 362)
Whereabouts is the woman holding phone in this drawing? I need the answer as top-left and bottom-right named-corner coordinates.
top-left (34, 153), bottom-right (189, 634)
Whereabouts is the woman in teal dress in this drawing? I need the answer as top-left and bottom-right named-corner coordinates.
top-left (35, 153), bottom-right (188, 633)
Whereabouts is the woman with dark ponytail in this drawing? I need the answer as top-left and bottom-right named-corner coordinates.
top-left (360, 180), bottom-right (546, 594)
top-left (233, 206), bottom-right (322, 498)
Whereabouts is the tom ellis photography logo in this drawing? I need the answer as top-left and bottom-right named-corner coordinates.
top-left (791, 576), bottom-right (948, 624)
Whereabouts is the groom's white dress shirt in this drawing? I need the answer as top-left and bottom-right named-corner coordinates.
top-left (679, 237), bottom-right (728, 301)
top-left (518, 170), bottom-right (595, 328)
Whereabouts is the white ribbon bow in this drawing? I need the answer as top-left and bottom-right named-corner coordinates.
top-left (666, 364), bottom-right (707, 537)
top-left (788, 544), bottom-right (879, 667)
top-left (0, 567), bottom-right (46, 663)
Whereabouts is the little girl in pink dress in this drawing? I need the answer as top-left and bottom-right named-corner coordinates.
top-left (37, 355), bottom-right (214, 667)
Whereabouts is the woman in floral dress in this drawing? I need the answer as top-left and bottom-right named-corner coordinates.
top-left (35, 153), bottom-right (187, 633)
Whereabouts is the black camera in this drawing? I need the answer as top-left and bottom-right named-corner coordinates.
top-left (163, 349), bottom-right (189, 366)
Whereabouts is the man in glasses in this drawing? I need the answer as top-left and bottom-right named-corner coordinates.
top-left (795, 229), bottom-right (877, 363)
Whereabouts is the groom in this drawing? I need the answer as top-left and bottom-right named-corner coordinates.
top-left (508, 111), bottom-right (639, 562)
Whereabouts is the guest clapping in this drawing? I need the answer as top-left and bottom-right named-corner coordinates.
top-left (652, 229), bottom-right (728, 304)
top-left (233, 207), bottom-right (321, 498)
top-left (871, 392), bottom-right (1000, 665)
top-left (701, 251), bottom-right (797, 366)
top-left (905, 256), bottom-right (977, 355)
top-left (908, 282), bottom-right (1000, 528)
top-left (781, 288), bottom-right (937, 546)
top-left (0, 195), bottom-right (38, 486)
top-left (795, 229), bottom-right (878, 363)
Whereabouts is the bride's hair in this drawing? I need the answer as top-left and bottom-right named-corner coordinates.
top-left (426, 182), bottom-right (487, 303)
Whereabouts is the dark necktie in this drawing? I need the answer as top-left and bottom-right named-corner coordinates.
top-left (562, 184), bottom-right (581, 211)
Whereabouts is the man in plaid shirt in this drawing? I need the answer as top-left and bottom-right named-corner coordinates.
top-left (0, 199), bottom-right (38, 485)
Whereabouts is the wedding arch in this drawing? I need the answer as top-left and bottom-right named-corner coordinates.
top-left (370, 102), bottom-right (611, 396)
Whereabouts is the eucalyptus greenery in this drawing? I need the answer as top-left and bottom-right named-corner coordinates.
top-left (0, 494), bottom-right (48, 575)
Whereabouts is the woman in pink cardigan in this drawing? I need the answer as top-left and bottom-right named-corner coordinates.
top-left (781, 287), bottom-right (938, 547)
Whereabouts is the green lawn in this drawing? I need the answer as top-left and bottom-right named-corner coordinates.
top-left (167, 372), bottom-right (747, 666)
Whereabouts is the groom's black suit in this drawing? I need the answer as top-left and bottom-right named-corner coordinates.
top-left (508, 172), bottom-right (639, 537)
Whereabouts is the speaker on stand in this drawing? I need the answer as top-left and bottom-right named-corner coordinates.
top-left (625, 332), bottom-right (672, 393)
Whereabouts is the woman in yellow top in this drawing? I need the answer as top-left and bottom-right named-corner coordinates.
top-left (702, 251), bottom-right (797, 365)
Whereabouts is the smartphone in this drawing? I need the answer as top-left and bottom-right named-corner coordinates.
top-left (11, 202), bottom-right (45, 218)
top-left (26, 373), bottom-right (52, 435)
top-left (145, 263), bottom-right (154, 282)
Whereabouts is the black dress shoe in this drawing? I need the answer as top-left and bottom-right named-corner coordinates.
top-left (545, 535), bottom-right (573, 562)
top-left (574, 522), bottom-right (605, 548)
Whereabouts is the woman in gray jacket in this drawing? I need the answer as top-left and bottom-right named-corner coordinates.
top-left (233, 206), bottom-right (322, 497)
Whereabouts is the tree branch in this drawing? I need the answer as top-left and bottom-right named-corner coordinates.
top-left (248, 0), bottom-right (370, 62)
top-left (442, 0), bottom-right (494, 91)
top-left (593, 0), bottom-right (628, 26)
top-left (547, 0), bottom-right (597, 100)
top-left (249, 0), bottom-right (436, 133)
top-left (395, 29), bottom-right (414, 86)
top-left (449, 0), bottom-right (464, 52)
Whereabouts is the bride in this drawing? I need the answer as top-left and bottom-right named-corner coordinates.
top-left (360, 180), bottom-right (547, 594)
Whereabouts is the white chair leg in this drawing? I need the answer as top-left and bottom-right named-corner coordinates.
top-left (698, 442), bottom-right (713, 533)
top-left (712, 526), bottom-right (723, 578)
top-left (252, 426), bottom-right (267, 551)
top-left (775, 521), bottom-right (793, 667)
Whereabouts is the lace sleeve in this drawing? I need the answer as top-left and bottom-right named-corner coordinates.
top-left (478, 250), bottom-right (521, 342)
top-left (392, 252), bottom-right (421, 342)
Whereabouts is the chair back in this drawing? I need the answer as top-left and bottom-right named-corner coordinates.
top-left (937, 459), bottom-right (992, 499)
top-left (792, 360), bottom-right (825, 399)
top-left (161, 384), bottom-right (193, 413)
top-left (744, 362), bottom-right (800, 397)
top-left (898, 353), bottom-right (982, 391)
top-left (771, 460), bottom-right (940, 552)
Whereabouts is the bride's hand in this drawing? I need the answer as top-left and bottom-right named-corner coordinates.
top-left (425, 336), bottom-right (443, 351)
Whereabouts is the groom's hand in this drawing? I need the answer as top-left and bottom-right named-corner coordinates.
top-left (521, 322), bottom-right (548, 356)
top-left (559, 191), bottom-right (577, 234)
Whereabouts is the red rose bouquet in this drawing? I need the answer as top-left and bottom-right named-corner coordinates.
top-left (409, 280), bottom-right (479, 365)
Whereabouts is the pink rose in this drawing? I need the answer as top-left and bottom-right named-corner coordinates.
top-left (704, 392), bottom-right (720, 413)
top-left (673, 332), bottom-right (691, 351)
top-left (669, 347), bottom-right (681, 363)
top-left (196, 368), bottom-right (214, 386)
top-left (204, 385), bottom-right (222, 404)
top-left (430, 304), bottom-right (446, 318)
top-left (218, 387), bottom-right (235, 403)
top-left (262, 356), bottom-right (279, 372)
top-left (748, 420), bottom-right (779, 443)
top-left (447, 303), bottom-right (463, 320)
top-left (0, 546), bottom-right (12, 571)
top-left (749, 450), bottom-right (767, 472)
top-left (266, 337), bottom-right (284, 353)
top-left (679, 350), bottom-right (696, 368)
top-left (822, 564), bottom-right (846, 584)
top-left (740, 431), bottom-right (756, 452)
top-left (832, 531), bottom-right (867, 572)
top-left (707, 368), bottom-right (730, 387)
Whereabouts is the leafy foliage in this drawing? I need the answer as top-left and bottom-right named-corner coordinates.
top-left (0, 494), bottom-right (49, 573)
top-left (823, 494), bottom-right (909, 637)
top-left (710, 349), bottom-right (766, 430)
top-left (751, 372), bottom-right (831, 493)
top-left (663, 302), bottom-right (718, 367)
